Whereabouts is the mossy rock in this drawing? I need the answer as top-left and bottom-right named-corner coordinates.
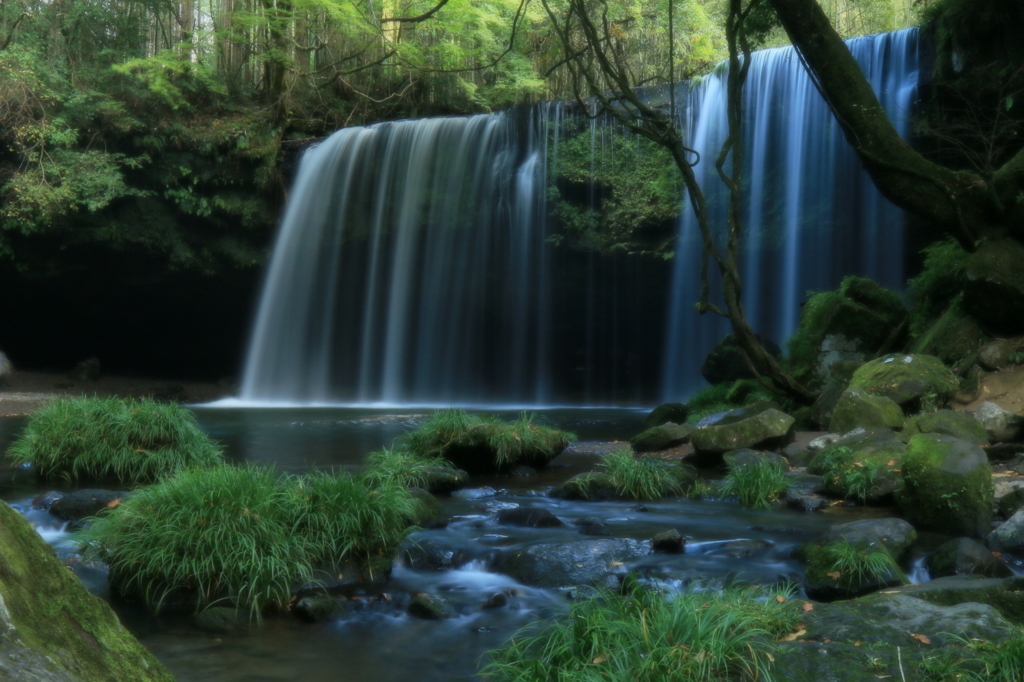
top-left (629, 422), bottom-right (691, 453)
top-left (824, 518), bottom-right (917, 560)
top-left (809, 379), bottom-right (848, 429)
top-left (0, 501), bottom-right (174, 681)
top-left (912, 293), bottom-right (985, 367)
top-left (901, 410), bottom-right (989, 446)
top-left (964, 237), bottom-right (1024, 334)
top-left (643, 402), bottom-right (688, 428)
top-left (828, 388), bottom-right (904, 434)
top-left (848, 353), bottom-right (959, 411)
top-left (419, 466), bottom-right (469, 494)
top-left (998, 487), bottom-right (1024, 518)
top-left (881, 575), bottom-right (1024, 625)
top-left (407, 593), bottom-right (451, 620)
top-left (896, 434), bottom-right (993, 538)
top-left (804, 541), bottom-right (905, 600)
top-left (988, 508), bottom-right (1024, 553)
top-left (928, 537), bottom-right (1012, 579)
top-left (407, 487), bottom-right (448, 529)
top-left (690, 401), bottom-right (795, 455)
top-left (722, 448), bottom-right (788, 471)
top-left (548, 472), bottom-right (621, 501)
top-left (787, 276), bottom-right (908, 388)
top-left (445, 423), bottom-right (569, 474)
top-left (808, 430), bottom-right (907, 503)
top-left (699, 333), bottom-right (781, 385)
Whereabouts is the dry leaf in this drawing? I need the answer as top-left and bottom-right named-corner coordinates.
top-left (610, 561), bottom-right (623, 567)
top-left (592, 655), bottom-right (607, 664)
top-left (827, 571), bottom-right (841, 580)
top-left (854, 640), bottom-right (862, 647)
top-left (992, 552), bottom-right (1003, 559)
top-left (780, 629), bottom-right (807, 642)
top-left (106, 498), bottom-right (121, 508)
top-left (576, 564), bottom-right (584, 568)
top-left (911, 633), bottom-right (932, 645)
top-left (802, 602), bottom-right (814, 612)
top-left (775, 595), bottom-right (786, 603)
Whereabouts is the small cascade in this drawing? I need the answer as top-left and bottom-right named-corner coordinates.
top-left (662, 28), bottom-right (920, 399)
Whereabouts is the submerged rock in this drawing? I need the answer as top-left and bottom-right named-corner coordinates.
top-left (650, 529), bottom-right (685, 553)
top-left (294, 596), bottom-right (349, 623)
top-left (407, 593), bottom-right (451, 620)
top-left (573, 517), bottom-right (611, 536)
top-left (0, 500), bottom-right (174, 681)
top-left (194, 607), bottom-right (259, 635)
top-left (629, 422), bottom-right (691, 453)
top-left (896, 434), bottom-right (993, 538)
top-left (494, 538), bottom-right (648, 588)
top-left (690, 402), bottom-right (795, 455)
top-left (420, 466), bottom-right (469, 494)
top-left (848, 353), bottom-right (959, 410)
top-left (495, 507), bottom-right (563, 528)
top-left (548, 473), bottom-right (620, 501)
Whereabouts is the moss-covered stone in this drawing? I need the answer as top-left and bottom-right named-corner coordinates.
top-left (787, 276), bottom-right (908, 388)
top-left (804, 541), bottom-right (904, 599)
top-left (848, 353), bottom-right (959, 410)
top-left (699, 333), bottom-right (782, 384)
top-left (896, 434), bottom-right (993, 538)
top-left (629, 422), bottom-right (691, 453)
top-left (642, 402), bottom-right (689, 428)
top-left (445, 423), bottom-right (570, 474)
top-left (407, 487), bottom-right (448, 529)
top-left (548, 472), bottom-right (621, 501)
top-left (902, 410), bottom-right (989, 445)
top-left (928, 537), bottom-right (1012, 578)
top-left (690, 401), bottom-right (795, 454)
top-left (912, 293), bottom-right (985, 367)
top-left (881, 575), bottom-right (1024, 625)
top-left (964, 237), bottom-right (1024, 334)
top-left (809, 379), bottom-right (848, 429)
top-left (998, 487), bottom-right (1024, 518)
top-left (0, 500), bottom-right (173, 681)
top-left (828, 388), bottom-right (905, 433)
top-left (722, 448), bottom-right (789, 471)
top-left (808, 430), bottom-right (907, 503)
top-left (407, 593), bottom-right (451, 620)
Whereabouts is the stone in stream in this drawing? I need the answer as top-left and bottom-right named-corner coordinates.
top-left (49, 489), bottom-right (130, 523)
top-left (420, 466), bottom-right (469, 494)
top-left (690, 401), bottom-right (795, 456)
top-left (481, 592), bottom-right (509, 610)
top-left (549, 473), bottom-right (620, 501)
top-left (808, 429), bottom-right (907, 504)
top-left (878, 575), bottom-right (1024, 625)
top-left (827, 388), bottom-right (904, 434)
top-left (573, 517), bottom-right (611, 536)
top-left (407, 487), bottom-right (449, 529)
top-left (824, 518), bottom-right (917, 560)
top-left (998, 487), bottom-right (1024, 518)
top-left (896, 434), bottom-right (993, 538)
top-left (453, 487), bottom-right (499, 500)
top-left (494, 538), bottom-right (649, 588)
top-left (0, 500), bottom-right (174, 681)
top-left (407, 593), bottom-right (451, 620)
top-left (294, 596), bottom-right (349, 623)
top-left (974, 401), bottom-right (1024, 444)
top-left (643, 402), bottom-right (689, 428)
top-left (31, 490), bottom-right (64, 511)
top-left (495, 507), bottom-right (563, 528)
top-left (929, 537), bottom-right (1012, 579)
top-left (650, 529), bottom-right (685, 553)
top-left (194, 607), bottom-right (260, 636)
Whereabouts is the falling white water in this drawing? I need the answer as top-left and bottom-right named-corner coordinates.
top-left (662, 28), bottom-right (920, 400)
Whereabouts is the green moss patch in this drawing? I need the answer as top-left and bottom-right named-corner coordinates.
top-left (848, 354), bottom-right (959, 410)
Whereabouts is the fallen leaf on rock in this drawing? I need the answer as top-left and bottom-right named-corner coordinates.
top-left (802, 602), bottom-right (814, 612)
top-left (780, 629), bottom-right (807, 642)
top-left (775, 596), bottom-right (786, 603)
top-left (887, 460), bottom-right (896, 466)
top-left (911, 633), bottom-right (932, 645)
top-left (827, 571), bottom-right (841, 580)
top-left (992, 552), bottom-right (1003, 559)
top-left (106, 498), bottom-right (121, 508)
top-left (592, 655), bottom-right (607, 664)
top-left (610, 561), bottom-right (623, 566)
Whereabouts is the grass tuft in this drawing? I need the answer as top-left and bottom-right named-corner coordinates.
top-left (81, 463), bottom-right (416, 619)
top-left (817, 541), bottom-right (906, 589)
top-left (599, 448), bottom-right (689, 500)
top-left (920, 632), bottom-right (1024, 681)
top-left (720, 459), bottom-right (788, 509)
top-left (363, 446), bottom-right (454, 488)
top-left (482, 581), bottom-right (800, 681)
top-left (814, 445), bottom-right (885, 503)
top-left (6, 396), bottom-right (222, 483)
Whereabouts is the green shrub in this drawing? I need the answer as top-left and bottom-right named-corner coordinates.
top-left (401, 409), bottom-right (574, 470)
top-left (482, 582), bottom-right (800, 681)
top-left (82, 464), bottom-right (416, 619)
top-left (908, 237), bottom-right (971, 338)
top-left (720, 459), bottom-right (788, 509)
top-left (815, 541), bottom-right (905, 590)
top-left (598, 449), bottom-right (690, 500)
top-left (7, 397), bottom-right (222, 483)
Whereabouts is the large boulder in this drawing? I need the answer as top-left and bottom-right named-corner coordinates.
top-left (808, 429), bottom-right (907, 503)
top-left (978, 338), bottom-right (1017, 370)
top-left (912, 294), bottom-right (985, 367)
top-left (49, 489), bottom-right (130, 523)
top-left (690, 402), bottom-right (795, 455)
top-left (901, 410), bottom-right (989, 446)
top-left (964, 237), bottom-right (1024, 334)
top-left (824, 518), bottom-right (917, 560)
top-left (974, 402), bottom-right (1024, 443)
top-left (700, 333), bottom-right (782, 385)
top-left (629, 422), bottom-right (691, 453)
top-left (643, 403), bottom-right (689, 428)
top-left (848, 354), bottom-right (959, 410)
top-left (929, 537), bottom-right (1012, 578)
top-left (827, 388), bottom-right (904, 434)
top-left (494, 538), bottom-right (648, 588)
top-left (722, 448), bottom-right (788, 471)
top-left (787, 276), bottom-right (908, 388)
top-left (987, 508), bottom-right (1024, 553)
top-left (896, 434), bottom-right (993, 538)
top-left (882, 575), bottom-right (1024, 625)
top-left (0, 501), bottom-right (173, 681)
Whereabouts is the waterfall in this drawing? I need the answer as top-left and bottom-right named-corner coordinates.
top-left (662, 28), bottom-right (920, 400)
top-left (239, 29), bottom-right (920, 407)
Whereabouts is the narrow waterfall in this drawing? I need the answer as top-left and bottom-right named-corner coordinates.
top-left (662, 28), bottom-right (920, 400)
top-left (241, 29), bottom-right (920, 407)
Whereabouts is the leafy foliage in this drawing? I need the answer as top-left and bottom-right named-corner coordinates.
top-left (482, 581), bottom-right (800, 681)
top-left (6, 397), bottom-right (223, 483)
top-left (907, 237), bottom-right (971, 338)
top-left (719, 459), bottom-right (788, 509)
top-left (598, 448), bottom-right (690, 500)
top-left (816, 540), bottom-right (905, 590)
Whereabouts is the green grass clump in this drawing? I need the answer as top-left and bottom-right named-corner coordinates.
top-left (401, 409), bottom-right (574, 470)
top-left (82, 463), bottom-right (417, 619)
top-left (599, 449), bottom-right (689, 500)
top-left (817, 541), bottom-right (906, 589)
top-left (7, 397), bottom-right (222, 483)
top-left (813, 445), bottom-right (887, 503)
top-left (720, 459), bottom-right (788, 509)
top-left (920, 632), bottom-right (1024, 681)
top-left (362, 447), bottom-right (454, 488)
top-left (482, 582), bottom-right (800, 681)
top-left (685, 380), bottom-right (779, 423)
